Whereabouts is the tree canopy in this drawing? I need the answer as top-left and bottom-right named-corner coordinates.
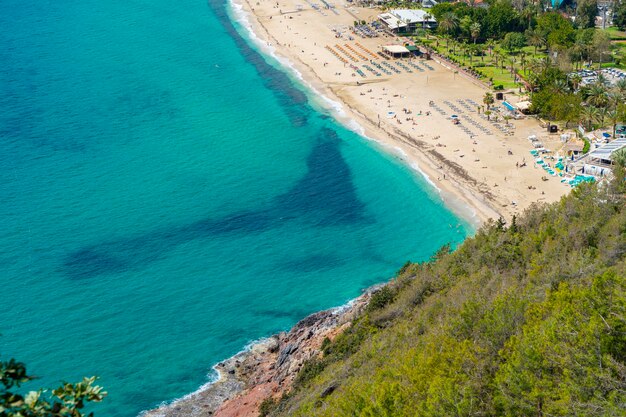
top-left (0, 359), bottom-right (105, 417)
top-left (262, 175), bottom-right (626, 417)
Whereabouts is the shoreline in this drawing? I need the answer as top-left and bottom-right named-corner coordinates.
top-left (229, 0), bottom-right (571, 226)
top-left (141, 287), bottom-right (376, 417)
top-left (228, 0), bottom-right (498, 227)
top-left (144, 0), bottom-right (573, 414)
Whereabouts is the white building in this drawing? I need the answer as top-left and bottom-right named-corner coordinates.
top-left (378, 9), bottom-right (437, 33)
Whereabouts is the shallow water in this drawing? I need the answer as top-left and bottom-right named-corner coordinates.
top-left (0, 0), bottom-right (470, 415)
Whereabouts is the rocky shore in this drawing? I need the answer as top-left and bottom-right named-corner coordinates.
top-left (142, 289), bottom-right (374, 417)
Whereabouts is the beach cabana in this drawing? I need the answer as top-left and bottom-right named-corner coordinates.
top-left (516, 101), bottom-right (531, 114)
top-left (382, 45), bottom-right (411, 58)
top-left (405, 45), bottom-right (419, 56)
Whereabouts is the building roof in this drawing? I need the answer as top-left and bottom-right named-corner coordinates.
top-left (378, 9), bottom-right (436, 29)
top-left (383, 45), bottom-right (411, 54)
top-left (516, 101), bottom-right (531, 111)
top-left (390, 9), bottom-right (436, 24)
top-left (378, 13), bottom-right (405, 30)
top-left (588, 137), bottom-right (626, 161)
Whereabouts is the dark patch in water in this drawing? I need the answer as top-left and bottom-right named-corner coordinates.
top-left (206, 0), bottom-right (310, 128)
top-left (62, 0), bottom-right (373, 279)
top-left (278, 253), bottom-right (346, 273)
top-left (62, 131), bottom-right (371, 279)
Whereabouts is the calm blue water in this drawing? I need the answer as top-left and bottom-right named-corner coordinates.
top-left (0, 0), bottom-right (470, 416)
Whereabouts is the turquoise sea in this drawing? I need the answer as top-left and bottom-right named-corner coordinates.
top-left (0, 0), bottom-right (470, 416)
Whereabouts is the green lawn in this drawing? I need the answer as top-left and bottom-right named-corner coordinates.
top-left (605, 26), bottom-right (626, 40)
top-left (416, 35), bottom-right (546, 90)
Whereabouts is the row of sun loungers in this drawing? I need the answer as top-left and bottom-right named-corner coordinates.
top-left (430, 102), bottom-right (447, 116)
top-left (335, 44), bottom-right (358, 62)
top-left (325, 45), bottom-right (434, 78)
top-left (319, 0), bottom-right (339, 15)
top-left (344, 44), bottom-right (368, 61)
top-left (370, 61), bottom-right (392, 75)
top-left (350, 64), bottom-right (366, 78)
top-left (395, 61), bottom-right (412, 73)
top-left (407, 61), bottom-right (424, 72)
top-left (380, 61), bottom-right (401, 74)
top-left (353, 24), bottom-right (379, 38)
top-left (355, 43), bottom-right (378, 59)
top-left (445, 100), bottom-right (493, 136)
top-left (362, 64), bottom-right (381, 77)
top-left (307, 0), bottom-right (327, 16)
top-left (325, 45), bottom-right (348, 64)
top-left (457, 98), bottom-right (511, 135)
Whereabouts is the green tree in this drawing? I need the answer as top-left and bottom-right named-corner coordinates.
top-left (586, 83), bottom-right (609, 107)
top-left (615, 0), bottom-right (626, 30)
top-left (484, 0), bottom-right (521, 39)
top-left (607, 109), bottom-right (621, 138)
top-left (470, 21), bottom-right (481, 44)
top-left (483, 91), bottom-right (495, 108)
top-left (501, 32), bottom-right (526, 53)
top-left (496, 278), bottom-right (626, 417)
top-left (552, 92), bottom-right (582, 126)
top-left (438, 12), bottom-right (459, 50)
top-left (460, 15), bottom-right (473, 39)
top-left (592, 30), bottom-right (612, 66)
top-left (569, 73), bottom-right (582, 90)
top-left (0, 358), bottom-right (106, 417)
top-left (580, 105), bottom-right (599, 130)
top-left (576, 0), bottom-right (598, 29)
top-left (525, 28), bottom-right (546, 55)
top-left (536, 12), bottom-right (575, 48)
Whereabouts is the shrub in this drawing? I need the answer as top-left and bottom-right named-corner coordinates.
top-left (259, 397), bottom-right (278, 417)
top-left (367, 286), bottom-right (396, 312)
top-left (294, 357), bottom-right (326, 387)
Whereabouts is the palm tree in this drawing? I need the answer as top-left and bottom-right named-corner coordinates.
top-left (607, 91), bottom-right (623, 111)
top-left (483, 92), bottom-right (495, 110)
top-left (519, 51), bottom-right (527, 74)
top-left (612, 147), bottom-right (626, 169)
top-left (521, 6), bottom-right (535, 29)
top-left (607, 109), bottom-right (620, 138)
top-left (438, 12), bottom-right (459, 50)
top-left (423, 13), bottom-right (431, 31)
top-left (587, 83), bottom-right (608, 108)
top-left (615, 79), bottom-right (626, 95)
top-left (494, 50), bottom-right (502, 68)
top-left (596, 107), bottom-right (609, 127)
top-left (486, 39), bottom-right (495, 58)
top-left (581, 106), bottom-right (595, 131)
top-left (580, 106), bottom-right (599, 131)
top-left (526, 29), bottom-right (546, 55)
top-left (569, 74), bottom-right (582, 91)
top-left (554, 79), bottom-right (570, 94)
top-left (469, 44), bottom-right (479, 65)
top-left (508, 56), bottom-right (517, 75)
top-left (470, 22), bottom-right (481, 44)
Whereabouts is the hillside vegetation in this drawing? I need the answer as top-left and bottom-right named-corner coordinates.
top-left (262, 175), bottom-right (626, 416)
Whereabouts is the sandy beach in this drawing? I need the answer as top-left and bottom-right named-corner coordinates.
top-left (233, 0), bottom-right (572, 225)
